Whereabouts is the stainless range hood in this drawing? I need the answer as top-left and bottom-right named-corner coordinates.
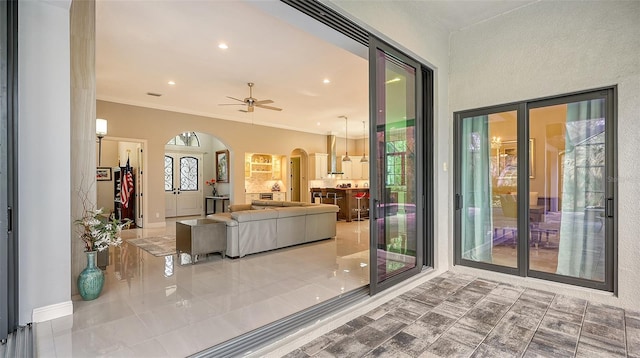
top-left (327, 135), bottom-right (343, 175)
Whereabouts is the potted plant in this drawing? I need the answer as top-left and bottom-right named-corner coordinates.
top-left (75, 208), bottom-right (130, 300)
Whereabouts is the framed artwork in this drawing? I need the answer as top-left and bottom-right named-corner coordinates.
top-left (216, 150), bottom-right (229, 183)
top-left (96, 167), bottom-right (112, 181)
top-left (499, 139), bottom-right (535, 179)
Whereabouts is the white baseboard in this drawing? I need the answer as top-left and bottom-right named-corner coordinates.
top-left (32, 300), bottom-right (73, 323)
top-left (144, 221), bottom-right (166, 229)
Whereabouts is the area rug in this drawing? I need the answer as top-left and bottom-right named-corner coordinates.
top-left (127, 236), bottom-right (176, 257)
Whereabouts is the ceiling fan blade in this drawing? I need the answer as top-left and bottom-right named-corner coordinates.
top-left (256, 104), bottom-right (282, 111)
top-left (239, 109), bottom-right (249, 113)
top-left (226, 96), bottom-right (246, 103)
top-left (253, 99), bottom-right (273, 105)
top-left (219, 103), bottom-right (245, 106)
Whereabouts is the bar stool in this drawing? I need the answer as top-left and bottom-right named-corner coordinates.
top-left (353, 192), bottom-right (367, 222)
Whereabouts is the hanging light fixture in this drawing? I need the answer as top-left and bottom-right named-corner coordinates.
top-left (339, 116), bottom-right (351, 162)
top-left (360, 121), bottom-right (368, 163)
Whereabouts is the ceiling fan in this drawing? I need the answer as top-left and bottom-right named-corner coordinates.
top-left (219, 82), bottom-right (282, 113)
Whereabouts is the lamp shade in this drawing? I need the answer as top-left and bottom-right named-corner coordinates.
top-left (96, 118), bottom-right (108, 137)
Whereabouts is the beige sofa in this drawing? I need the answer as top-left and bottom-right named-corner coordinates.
top-left (206, 200), bottom-right (339, 258)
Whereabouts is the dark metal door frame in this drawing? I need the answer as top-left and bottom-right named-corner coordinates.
top-left (368, 36), bottom-right (427, 295)
top-left (1, 0), bottom-right (19, 340)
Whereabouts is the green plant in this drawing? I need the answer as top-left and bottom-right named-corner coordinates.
top-left (76, 208), bottom-right (130, 252)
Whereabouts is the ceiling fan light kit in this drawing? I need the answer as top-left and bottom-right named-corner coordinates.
top-left (218, 82), bottom-right (282, 113)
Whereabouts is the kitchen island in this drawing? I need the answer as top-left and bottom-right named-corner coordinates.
top-left (310, 187), bottom-right (369, 222)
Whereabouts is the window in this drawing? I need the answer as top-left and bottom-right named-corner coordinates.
top-left (179, 156), bottom-right (198, 191)
top-left (386, 139), bottom-right (407, 186)
top-left (166, 132), bottom-right (200, 147)
top-left (164, 155), bottom-right (173, 191)
top-left (454, 87), bottom-right (616, 291)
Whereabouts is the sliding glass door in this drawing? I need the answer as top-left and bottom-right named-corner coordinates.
top-left (369, 37), bottom-right (425, 294)
top-left (454, 88), bottom-right (616, 291)
top-left (455, 107), bottom-right (520, 271)
top-left (527, 92), bottom-right (615, 289)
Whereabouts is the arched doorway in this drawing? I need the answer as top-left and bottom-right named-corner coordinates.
top-left (164, 131), bottom-right (231, 217)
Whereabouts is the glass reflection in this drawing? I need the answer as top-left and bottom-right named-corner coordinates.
top-left (375, 48), bottom-right (418, 283)
top-left (460, 111), bottom-right (518, 268)
top-left (529, 99), bottom-right (606, 282)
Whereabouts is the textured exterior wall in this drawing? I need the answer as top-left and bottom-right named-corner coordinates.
top-left (70, 0), bottom-right (95, 297)
top-left (449, 1), bottom-right (640, 309)
top-left (18, 0), bottom-right (71, 323)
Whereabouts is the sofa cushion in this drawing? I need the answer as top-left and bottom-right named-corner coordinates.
top-left (282, 201), bottom-right (306, 207)
top-left (277, 206), bottom-right (308, 218)
top-left (251, 200), bottom-right (286, 207)
top-left (206, 213), bottom-right (238, 227)
top-left (229, 204), bottom-right (252, 212)
top-left (232, 208), bottom-right (279, 222)
top-left (305, 204), bottom-right (339, 214)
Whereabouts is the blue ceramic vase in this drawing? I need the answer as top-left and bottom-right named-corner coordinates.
top-left (77, 251), bottom-right (104, 301)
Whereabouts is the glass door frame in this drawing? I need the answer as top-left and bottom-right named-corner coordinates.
top-left (453, 103), bottom-right (527, 276)
top-left (1, 0), bottom-right (19, 340)
top-left (368, 36), bottom-right (429, 295)
top-left (453, 87), bottom-right (617, 292)
top-left (525, 88), bottom-right (617, 292)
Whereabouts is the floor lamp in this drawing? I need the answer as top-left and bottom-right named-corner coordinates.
top-left (96, 118), bottom-right (107, 166)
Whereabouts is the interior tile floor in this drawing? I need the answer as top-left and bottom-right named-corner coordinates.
top-left (35, 217), bottom-right (370, 357)
top-left (283, 271), bottom-right (640, 358)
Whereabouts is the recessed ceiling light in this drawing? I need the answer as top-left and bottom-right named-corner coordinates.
top-left (317, 122), bottom-right (321, 126)
top-left (323, 78), bottom-right (330, 84)
top-left (168, 81), bottom-right (176, 85)
top-left (218, 43), bottom-right (228, 49)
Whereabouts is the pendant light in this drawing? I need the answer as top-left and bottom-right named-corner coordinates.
top-left (360, 121), bottom-right (368, 163)
top-left (339, 116), bottom-right (351, 162)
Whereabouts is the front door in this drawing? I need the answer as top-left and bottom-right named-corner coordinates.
top-left (165, 152), bottom-right (203, 217)
top-left (369, 37), bottom-right (425, 294)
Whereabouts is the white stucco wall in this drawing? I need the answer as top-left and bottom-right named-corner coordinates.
top-left (18, 0), bottom-right (72, 323)
top-left (449, 1), bottom-right (640, 309)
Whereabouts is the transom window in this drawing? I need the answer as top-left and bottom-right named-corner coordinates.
top-left (167, 132), bottom-right (200, 147)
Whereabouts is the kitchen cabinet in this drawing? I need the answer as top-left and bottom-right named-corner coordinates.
top-left (357, 161), bottom-right (369, 180)
top-left (341, 159), bottom-right (368, 180)
top-left (340, 156), bottom-right (353, 179)
top-left (309, 153), bottom-right (328, 179)
top-left (245, 193), bottom-right (260, 203)
top-left (245, 192), bottom-right (286, 203)
top-left (245, 153), bottom-right (283, 180)
top-left (249, 154), bottom-right (273, 174)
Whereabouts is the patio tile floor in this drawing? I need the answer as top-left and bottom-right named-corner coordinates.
top-left (283, 271), bottom-right (638, 358)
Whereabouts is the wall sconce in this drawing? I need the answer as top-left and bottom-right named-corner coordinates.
top-left (96, 118), bottom-right (107, 166)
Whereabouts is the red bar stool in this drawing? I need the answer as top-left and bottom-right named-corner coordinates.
top-left (353, 192), bottom-right (367, 222)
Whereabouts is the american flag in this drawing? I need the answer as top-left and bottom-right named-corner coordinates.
top-left (121, 158), bottom-right (134, 208)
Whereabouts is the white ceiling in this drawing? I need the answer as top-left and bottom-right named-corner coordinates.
top-left (96, 0), bottom-right (536, 138)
